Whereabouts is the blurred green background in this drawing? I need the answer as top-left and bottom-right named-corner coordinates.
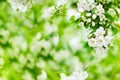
top-left (0, 0), bottom-right (120, 80)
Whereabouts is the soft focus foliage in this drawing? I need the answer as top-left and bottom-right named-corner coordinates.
top-left (0, 0), bottom-right (120, 80)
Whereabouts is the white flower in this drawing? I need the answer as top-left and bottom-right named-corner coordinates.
top-left (40, 40), bottom-right (51, 51)
top-left (30, 39), bottom-right (51, 55)
top-left (88, 0), bottom-right (95, 3)
top-left (104, 31), bottom-right (112, 45)
top-left (67, 8), bottom-right (80, 20)
top-left (87, 3), bottom-right (96, 11)
top-left (9, 36), bottom-right (27, 52)
top-left (95, 4), bottom-right (105, 16)
top-left (108, 8), bottom-right (116, 16)
top-left (36, 32), bottom-right (41, 40)
top-left (92, 22), bottom-right (95, 26)
top-left (105, 35), bottom-right (112, 45)
top-left (86, 13), bottom-right (91, 17)
top-left (99, 14), bottom-right (106, 21)
top-left (52, 35), bottom-right (59, 46)
top-left (94, 27), bottom-right (105, 36)
top-left (69, 37), bottom-right (81, 52)
top-left (30, 40), bottom-right (41, 53)
top-left (22, 71), bottom-right (34, 80)
top-left (87, 18), bottom-right (91, 23)
top-left (54, 50), bottom-right (70, 62)
top-left (41, 6), bottom-right (55, 19)
top-left (60, 71), bottom-right (88, 80)
top-left (18, 54), bottom-right (27, 65)
top-left (69, 57), bottom-right (83, 72)
top-left (44, 23), bottom-right (58, 35)
top-left (77, 0), bottom-right (87, 12)
top-left (60, 73), bottom-right (68, 80)
top-left (72, 71), bottom-right (88, 80)
top-left (95, 47), bottom-right (107, 56)
top-left (77, 0), bottom-right (95, 12)
top-left (0, 29), bottom-right (10, 44)
top-left (92, 14), bottom-right (97, 19)
top-left (8, 0), bottom-right (30, 12)
top-left (36, 59), bottom-right (46, 68)
top-left (88, 38), bottom-right (96, 47)
top-left (37, 71), bottom-right (47, 80)
top-left (79, 22), bottom-right (85, 27)
top-left (55, 0), bottom-right (67, 7)
top-left (95, 36), bottom-right (106, 47)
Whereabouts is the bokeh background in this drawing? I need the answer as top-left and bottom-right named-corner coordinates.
top-left (0, 0), bottom-right (120, 80)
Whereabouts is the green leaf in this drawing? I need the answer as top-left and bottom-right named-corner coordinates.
top-left (111, 26), bottom-right (118, 35)
top-left (114, 8), bottom-right (119, 20)
top-left (104, 12), bottom-right (114, 22)
top-left (70, 16), bottom-right (75, 23)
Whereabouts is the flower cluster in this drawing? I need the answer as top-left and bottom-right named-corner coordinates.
top-left (76, 0), bottom-right (116, 55)
top-left (37, 71), bottom-right (47, 80)
top-left (8, 0), bottom-right (31, 12)
top-left (88, 27), bottom-right (112, 55)
top-left (77, 0), bottom-right (107, 27)
top-left (1, 0), bottom-right (120, 80)
top-left (77, 0), bottom-right (95, 12)
top-left (60, 71), bottom-right (88, 80)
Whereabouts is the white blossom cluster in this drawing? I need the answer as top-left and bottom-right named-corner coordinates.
top-left (60, 71), bottom-right (88, 80)
top-left (78, 0), bottom-right (107, 27)
top-left (77, 0), bottom-right (96, 12)
top-left (8, 0), bottom-right (31, 12)
top-left (88, 27), bottom-right (112, 55)
top-left (77, 0), bottom-right (113, 55)
top-left (55, 0), bottom-right (68, 7)
top-left (37, 71), bottom-right (47, 80)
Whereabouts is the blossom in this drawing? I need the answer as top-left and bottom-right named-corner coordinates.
top-left (35, 32), bottom-right (42, 40)
top-left (92, 14), bottom-right (97, 19)
top-left (95, 4), bottom-right (105, 16)
top-left (67, 8), bottom-right (80, 20)
top-left (37, 71), bottom-right (47, 80)
top-left (8, 0), bottom-right (30, 12)
top-left (44, 23), bottom-right (58, 35)
top-left (41, 6), bottom-right (55, 19)
top-left (88, 0), bottom-right (95, 3)
top-left (88, 26), bottom-right (112, 55)
top-left (104, 30), bottom-right (112, 45)
top-left (79, 22), bottom-right (85, 27)
top-left (105, 35), bottom-right (112, 45)
top-left (9, 36), bottom-right (28, 51)
top-left (22, 71), bottom-right (34, 80)
top-left (94, 27), bottom-right (105, 36)
top-left (86, 13), bottom-right (91, 17)
top-left (95, 36), bottom-right (106, 47)
top-left (60, 71), bottom-right (88, 80)
top-left (95, 47), bottom-right (107, 56)
top-left (55, 0), bottom-right (67, 7)
top-left (92, 21), bottom-right (95, 26)
top-left (69, 37), bottom-right (81, 52)
top-left (53, 50), bottom-right (70, 62)
top-left (108, 8), bottom-right (116, 16)
top-left (52, 35), bottom-right (59, 46)
top-left (87, 18), bottom-right (91, 23)
top-left (99, 14), bottom-right (106, 21)
top-left (77, 0), bottom-right (95, 12)
top-left (88, 38), bottom-right (96, 47)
